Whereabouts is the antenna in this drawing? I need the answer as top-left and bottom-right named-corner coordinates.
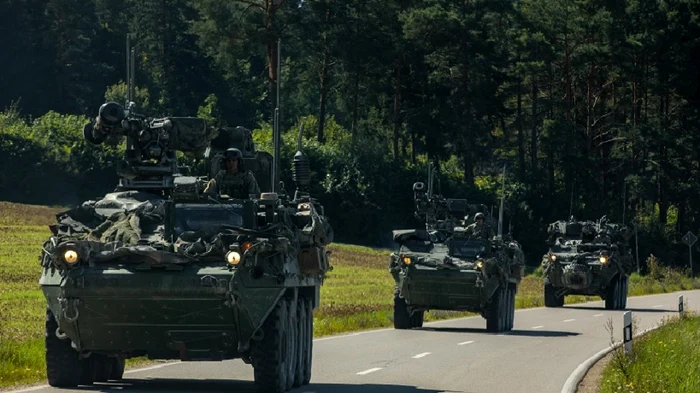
top-left (569, 183), bottom-right (574, 218)
top-left (272, 38), bottom-right (282, 193)
top-left (126, 34), bottom-right (131, 105)
top-left (427, 161), bottom-right (434, 200)
top-left (498, 164), bottom-right (506, 237)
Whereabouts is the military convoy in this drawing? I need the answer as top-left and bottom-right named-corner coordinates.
top-left (389, 164), bottom-right (525, 332)
top-left (541, 216), bottom-right (634, 310)
top-left (39, 45), bottom-right (332, 393)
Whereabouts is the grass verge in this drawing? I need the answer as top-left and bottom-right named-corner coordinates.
top-left (599, 312), bottom-right (700, 393)
top-left (0, 201), bottom-right (699, 389)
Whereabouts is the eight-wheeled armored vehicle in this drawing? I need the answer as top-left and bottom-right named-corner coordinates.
top-left (389, 164), bottom-right (525, 332)
top-left (38, 46), bottom-right (332, 393)
top-left (541, 216), bottom-right (634, 310)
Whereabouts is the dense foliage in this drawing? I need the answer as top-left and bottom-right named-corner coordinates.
top-left (1, 0), bottom-right (699, 268)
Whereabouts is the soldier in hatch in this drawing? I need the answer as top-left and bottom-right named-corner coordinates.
top-left (465, 212), bottom-right (495, 240)
top-left (204, 148), bottom-right (260, 199)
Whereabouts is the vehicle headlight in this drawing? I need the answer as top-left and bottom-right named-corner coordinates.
top-left (226, 251), bottom-right (241, 266)
top-left (476, 259), bottom-right (484, 269)
top-left (549, 253), bottom-right (557, 262)
top-left (402, 256), bottom-right (412, 265)
top-left (63, 250), bottom-right (79, 265)
top-left (599, 256), bottom-right (608, 264)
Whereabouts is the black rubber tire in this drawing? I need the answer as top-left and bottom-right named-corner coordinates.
top-left (544, 282), bottom-right (564, 308)
top-left (605, 276), bottom-right (621, 310)
top-left (486, 287), bottom-right (505, 332)
top-left (507, 287), bottom-right (516, 331)
top-left (302, 297), bottom-right (313, 385)
top-left (620, 276), bottom-right (628, 309)
top-left (411, 310), bottom-right (424, 328)
top-left (79, 357), bottom-right (95, 385)
top-left (286, 297), bottom-right (298, 390)
top-left (252, 297), bottom-right (289, 393)
top-left (92, 354), bottom-right (113, 382)
top-left (393, 292), bottom-right (412, 329)
top-left (292, 296), bottom-right (306, 388)
top-left (109, 356), bottom-right (126, 380)
top-left (45, 309), bottom-right (82, 387)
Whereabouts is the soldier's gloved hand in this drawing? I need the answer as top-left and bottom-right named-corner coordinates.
top-left (203, 179), bottom-right (216, 193)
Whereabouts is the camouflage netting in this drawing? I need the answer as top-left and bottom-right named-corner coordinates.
top-left (46, 190), bottom-right (334, 266)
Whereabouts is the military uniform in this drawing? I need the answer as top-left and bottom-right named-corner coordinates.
top-left (207, 169), bottom-right (260, 199)
top-left (465, 222), bottom-right (495, 240)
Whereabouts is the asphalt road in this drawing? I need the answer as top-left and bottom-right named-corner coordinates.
top-left (9, 290), bottom-right (699, 393)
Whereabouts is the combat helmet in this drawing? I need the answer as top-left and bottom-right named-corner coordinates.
top-left (221, 148), bottom-right (245, 171)
top-left (474, 212), bottom-right (485, 220)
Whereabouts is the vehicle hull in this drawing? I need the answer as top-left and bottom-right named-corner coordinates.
top-left (396, 267), bottom-right (499, 313)
top-left (40, 265), bottom-right (294, 361)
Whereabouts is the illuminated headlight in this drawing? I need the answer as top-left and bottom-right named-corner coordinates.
top-left (549, 254), bottom-right (557, 262)
top-left (226, 251), bottom-right (241, 266)
top-left (599, 256), bottom-right (608, 264)
top-left (63, 250), bottom-right (79, 265)
top-left (476, 259), bottom-right (484, 269)
top-left (402, 256), bottom-right (412, 265)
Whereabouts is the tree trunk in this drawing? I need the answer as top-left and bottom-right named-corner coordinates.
top-left (317, 48), bottom-right (328, 143)
top-left (393, 53), bottom-right (402, 161)
top-left (517, 78), bottom-right (525, 180)
top-left (530, 79), bottom-right (538, 180)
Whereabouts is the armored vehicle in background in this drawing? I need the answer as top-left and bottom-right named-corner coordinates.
top-left (541, 216), bottom-right (634, 310)
top-left (389, 165), bottom-right (525, 332)
top-left (38, 44), bottom-right (332, 393)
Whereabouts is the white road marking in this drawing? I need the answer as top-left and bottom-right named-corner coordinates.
top-left (412, 352), bottom-right (431, 359)
top-left (531, 325), bottom-right (544, 329)
top-left (563, 319), bottom-right (576, 322)
top-left (458, 340), bottom-right (475, 346)
top-left (593, 313), bottom-right (604, 317)
top-left (652, 305), bottom-right (664, 308)
top-left (357, 367), bottom-right (382, 375)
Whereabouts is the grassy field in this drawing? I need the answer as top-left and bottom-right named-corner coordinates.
top-left (0, 201), bottom-right (698, 389)
top-left (599, 313), bottom-right (700, 393)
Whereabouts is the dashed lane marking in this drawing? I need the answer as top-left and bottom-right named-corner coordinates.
top-left (531, 325), bottom-right (544, 329)
top-left (412, 352), bottom-right (431, 359)
top-left (357, 367), bottom-right (382, 375)
top-left (458, 340), bottom-right (475, 346)
top-left (563, 319), bottom-right (576, 322)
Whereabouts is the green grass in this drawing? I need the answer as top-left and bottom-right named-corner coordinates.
top-left (0, 200), bottom-right (699, 389)
top-left (599, 313), bottom-right (700, 393)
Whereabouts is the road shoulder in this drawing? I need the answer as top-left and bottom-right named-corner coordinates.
top-left (575, 349), bottom-right (614, 393)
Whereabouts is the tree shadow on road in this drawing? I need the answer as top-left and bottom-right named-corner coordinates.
top-left (84, 378), bottom-right (467, 393)
top-left (563, 305), bottom-right (676, 313)
top-left (418, 327), bottom-right (580, 337)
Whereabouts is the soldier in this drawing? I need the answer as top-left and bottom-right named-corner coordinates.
top-left (204, 148), bottom-right (260, 199)
top-left (465, 212), bottom-right (495, 240)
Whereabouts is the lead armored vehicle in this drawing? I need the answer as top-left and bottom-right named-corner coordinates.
top-left (38, 48), bottom-right (332, 393)
top-left (388, 165), bottom-right (525, 332)
top-left (541, 216), bottom-right (634, 310)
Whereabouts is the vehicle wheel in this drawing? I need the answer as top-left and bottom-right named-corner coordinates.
top-left (285, 298), bottom-right (297, 390)
top-left (252, 297), bottom-right (289, 393)
top-left (79, 357), bottom-right (95, 385)
top-left (292, 296), bottom-right (305, 388)
top-left (486, 287), bottom-right (506, 332)
top-left (605, 276), bottom-right (621, 310)
top-left (619, 276), bottom-right (628, 310)
top-left (507, 287), bottom-right (516, 331)
top-left (109, 356), bottom-right (126, 380)
top-left (544, 282), bottom-right (563, 308)
top-left (302, 297), bottom-right (313, 385)
top-left (45, 309), bottom-right (82, 387)
top-left (411, 310), bottom-right (424, 328)
top-left (93, 354), bottom-right (113, 382)
top-left (393, 291), bottom-right (412, 329)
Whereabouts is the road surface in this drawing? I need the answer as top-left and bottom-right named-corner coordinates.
top-left (8, 290), bottom-right (699, 393)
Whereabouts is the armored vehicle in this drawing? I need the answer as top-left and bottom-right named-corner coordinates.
top-left (388, 165), bottom-right (525, 332)
top-left (541, 216), bottom-right (634, 310)
top-left (38, 45), bottom-right (332, 393)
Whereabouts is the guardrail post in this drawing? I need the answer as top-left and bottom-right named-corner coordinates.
top-left (623, 311), bottom-right (632, 355)
top-left (678, 295), bottom-right (684, 316)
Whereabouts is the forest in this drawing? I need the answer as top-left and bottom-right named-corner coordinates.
top-left (1, 0), bottom-right (699, 268)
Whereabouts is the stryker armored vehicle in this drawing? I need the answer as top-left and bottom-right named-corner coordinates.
top-left (38, 42), bottom-right (332, 393)
top-left (389, 164), bottom-right (525, 332)
top-left (541, 216), bottom-right (634, 310)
